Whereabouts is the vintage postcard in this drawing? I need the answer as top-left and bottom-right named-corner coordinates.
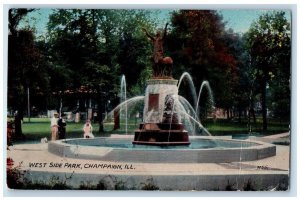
top-left (6, 7), bottom-right (291, 191)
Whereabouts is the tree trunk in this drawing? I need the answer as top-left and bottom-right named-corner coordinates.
top-left (113, 109), bottom-right (120, 130)
top-left (227, 109), bottom-right (230, 119)
top-left (14, 109), bottom-right (24, 139)
top-left (248, 107), bottom-right (256, 124)
top-left (98, 94), bottom-right (104, 133)
top-left (261, 80), bottom-right (267, 131)
top-left (238, 108), bottom-right (242, 123)
top-left (244, 109), bottom-right (248, 119)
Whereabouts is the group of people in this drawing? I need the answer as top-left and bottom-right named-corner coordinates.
top-left (50, 113), bottom-right (67, 141)
top-left (50, 112), bottom-right (94, 141)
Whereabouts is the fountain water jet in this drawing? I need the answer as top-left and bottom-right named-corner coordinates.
top-left (176, 99), bottom-right (211, 136)
top-left (195, 81), bottom-right (215, 118)
top-left (177, 72), bottom-right (198, 110)
top-left (106, 75), bottom-right (214, 138)
top-left (178, 95), bottom-right (202, 135)
top-left (120, 75), bottom-right (128, 134)
top-left (177, 73), bottom-right (215, 135)
top-left (104, 96), bottom-right (144, 123)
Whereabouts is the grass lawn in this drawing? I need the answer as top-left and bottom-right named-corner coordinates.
top-left (12, 118), bottom-right (143, 142)
top-left (10, 117), bottom-right (289, 143)
top-left (203, 118), bottom-right (289, 136)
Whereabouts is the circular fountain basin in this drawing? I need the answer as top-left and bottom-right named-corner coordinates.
top-left (48, 136), bottom-right (276, 163)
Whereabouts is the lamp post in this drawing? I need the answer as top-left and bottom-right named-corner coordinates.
top-left (27, 87), bottom-right (30, 122)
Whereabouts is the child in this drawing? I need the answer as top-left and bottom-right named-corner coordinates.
top-left (83, 119), bottom-right (94, 138)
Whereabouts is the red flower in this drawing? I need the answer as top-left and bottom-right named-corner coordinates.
top-left (7, 158), bottom-right (14, 169)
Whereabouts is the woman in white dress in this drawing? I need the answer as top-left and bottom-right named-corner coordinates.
top-left (83, 119), bottom-right (94, 138)
top-left (50, 113), bottom-right (59, 141)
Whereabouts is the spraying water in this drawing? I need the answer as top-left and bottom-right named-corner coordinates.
top-left (195, 81), bottom-right (215, 118)
top-left (178, 96), bottom-right (201, 135)
top-left (177, 72), bottom-right (198, 110)
top-left (104, 96), bottom-right (144, 123)
top-left (120, 75), bottom-right (128, 134)
top-left (106, 73), bottom-right (214, 137)
top-left (177, 74), bottom-right (215, 135)
top-left (176, 99), bottom-right (211, 136)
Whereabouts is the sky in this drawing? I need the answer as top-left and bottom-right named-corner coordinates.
top-left (219, 9), bottom-right (291, 33)
top-left (19, 8), bottom-right (291, 37)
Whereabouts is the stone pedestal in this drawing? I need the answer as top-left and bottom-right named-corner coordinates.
top-left (133, 79), bottom-right (190, 146)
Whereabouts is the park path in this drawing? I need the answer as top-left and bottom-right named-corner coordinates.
top-left (263, 132), bottom-right (290, 139)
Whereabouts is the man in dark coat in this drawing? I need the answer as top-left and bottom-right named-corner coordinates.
top-left (57, 114), bottom-right (67, 139)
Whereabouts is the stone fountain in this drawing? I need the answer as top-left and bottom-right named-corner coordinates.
top-left (133, 78), bottom-right (190, 146)
top-left (133, 23), bottom-right (190, 146)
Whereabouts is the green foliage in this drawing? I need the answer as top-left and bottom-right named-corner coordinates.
top-left (8, 9), bottom-right (51, 118)
top-left (8, 9), bottom-right (35, 35)
top-left (8, 31), bottom-right (42, 96)
top-left (7, 9), bottom-right (291, 134)
top-left (245, 11), bottom-right (291, 128)
top-left (168, 10), bottom-right (239, 111)
top-left (47, 9), bottom-right (155, 102)
top-left (8, 8), bottom-right (157, 135)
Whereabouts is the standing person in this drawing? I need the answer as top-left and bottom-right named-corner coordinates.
top-left (58, 114), bottom-right (67, 139)
top-left (50, 112), bottom-right (59, 141)
top-left (83, 119), bottom-right (94, 138)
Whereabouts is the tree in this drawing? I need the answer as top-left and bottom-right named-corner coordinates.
top-left (47, 9), bottom-right (156, 132)
top-left (117, 10), bottom-right (154, 95)
top-left (48, 9), bottom-right (114, 132)
top-left (245, 11), bottom-right (291, 130)
top-left (8, 9), bottom-right (35, 35)
top-left (221, 30), bottom-right (253, 122)
top-left (168, 10), bottom-right (239, 119)
top-left (8, 9), bottom-right (49, 137)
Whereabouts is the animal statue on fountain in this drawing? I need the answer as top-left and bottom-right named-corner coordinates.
top-left (142, 23), bottom-right (173, 78)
